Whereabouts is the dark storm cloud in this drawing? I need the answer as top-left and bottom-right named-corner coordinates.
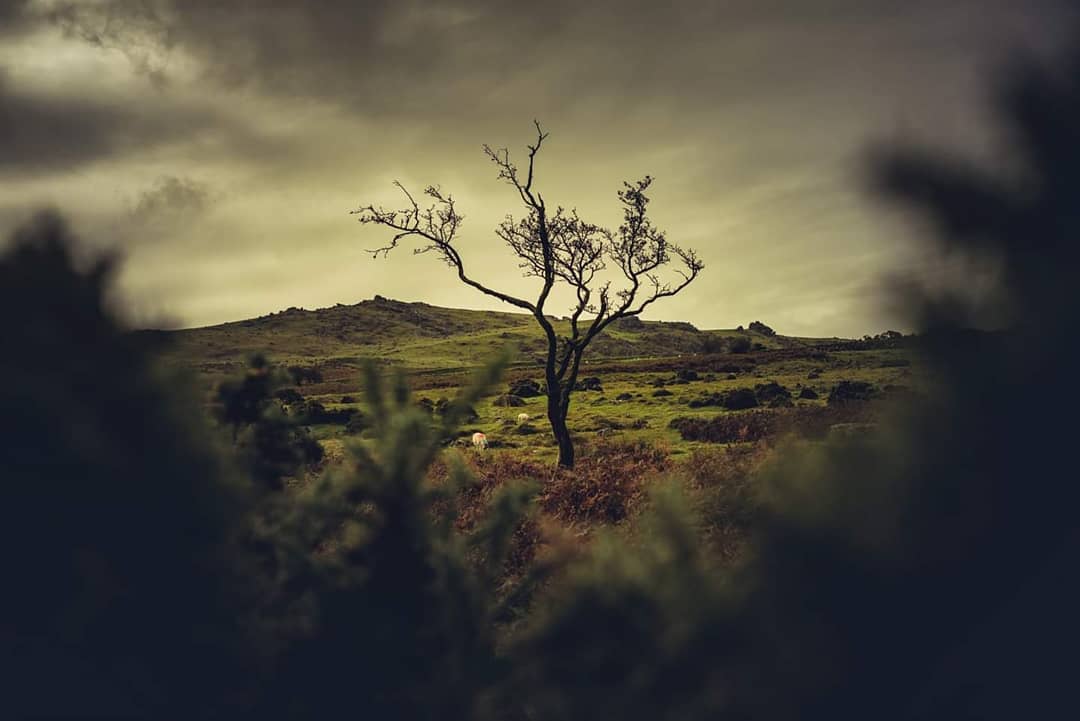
top-left (0, 72), bottom-right (145, 172)
top-left (2, 0), bottom-right (1076, 334)
top-left (0, 0), bottom-right (30, 31)
top-left (44, 0), bottom-right (1076, 111)
top-left (131, 175), bottom-right (211, 224)
top-left (0, 70), bottom-right (283, 175)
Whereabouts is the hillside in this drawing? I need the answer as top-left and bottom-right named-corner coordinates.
top-left (147, 293), bottom-right (919, 464)
top-left (151, 295), bottom-right (808, 378)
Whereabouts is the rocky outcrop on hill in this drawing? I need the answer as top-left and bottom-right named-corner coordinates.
top-left (748, 320), bottom-right (776, 336)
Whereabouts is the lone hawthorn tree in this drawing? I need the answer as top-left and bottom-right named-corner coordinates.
top-left (352, 123), bottom-right (703, 468)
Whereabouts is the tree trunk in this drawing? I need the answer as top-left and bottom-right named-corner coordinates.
top-left (546, 387), bottom-right (576, 469)
top-left (553, 414), bottom-right (575, 468)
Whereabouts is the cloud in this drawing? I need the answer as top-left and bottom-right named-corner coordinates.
top-left (38, 1), bottom-right (1077, 113)
top-left (0, 67), bottom-right (287, 176)
top-left (131, 175), bottom-right (211, 225)
top-left (0, 0), bottom-right (1076, 335)
top-left (0, 0), bottom-right (31, 34)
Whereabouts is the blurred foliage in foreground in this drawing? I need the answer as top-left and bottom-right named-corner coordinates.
top-left (3, 37), bottom-right (1080, 719)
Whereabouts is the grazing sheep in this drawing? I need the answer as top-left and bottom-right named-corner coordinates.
top-left (517, 413), bottom-right (530, 424)
top-left (471, 431), bottom-right (488, 451)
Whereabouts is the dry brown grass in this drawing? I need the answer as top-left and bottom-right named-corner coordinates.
top-left (427, 440), bottom-right (674, 580)
top-left (539, 440), bottom-right (672, 524)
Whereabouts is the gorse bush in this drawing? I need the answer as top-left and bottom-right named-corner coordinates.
top-left (670, 404), bottom-right (877, 444)
top-left (728, 335), bottom-right (752, 354)
top-left (0, 216), bottom-right (544, 718)
top-left (249, 358), bottom-right (547, 719)
top-left (0, 213), bottom-right (255, 717)
top-left (214, 354), bottom-right (324, 489)
top-left (287, 364), bottom-right (324, 385)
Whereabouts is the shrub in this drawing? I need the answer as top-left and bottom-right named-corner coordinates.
top-left (287, 364), bottom-right (323, 386)
top-left (215, 356), bottom-right (326, 488)
top-left (687, 393), bottom-right (721, 408)
top-left (700, 335), bottom-right (726, 354)
top-left (574, 376), bottom-right (604, 392)
top-left (257, 356), bottom-right (545, 718)
top-left (670, 404), bottom-right (878, 444)
top-left (828, 380), bottom-right (876, 405)
top-left (435, 397), bottom-right (479, 421)
top-left (275, 387), bottom-right (305, 404)
top-left (670, 410), bottom-right (779, 443)
top-left (300, 400), bottom-right (354, 424)
top-left (1, 214), bottom-right (255, 716)
top-left (728, 335), bottom-right (752, 354)
top-left (344, 412), bottom-right (369, 434)
top-left (754, 381), bottom-right (792, 407)
top-left (509, 378), bottom-right (543, 397)
top-left (723, 387), bottom-right (759, 410)
top-left (589, 416), bottom-right (626, 431)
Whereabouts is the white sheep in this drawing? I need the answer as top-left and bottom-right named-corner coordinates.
top-left (471, 431), bottom-right (488, 451)
top-left (517, 413), bottom-right (530, 424)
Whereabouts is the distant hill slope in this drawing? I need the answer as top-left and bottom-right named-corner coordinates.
top-left (149, 295), bottom-right (816, 375)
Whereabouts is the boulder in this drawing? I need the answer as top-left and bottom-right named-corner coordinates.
top-left (493, 394), bottom-right (526, 407)
top-left (748, 320), bottom-right (776, 336)
top-left (574, 376), bottom-right (604, 392)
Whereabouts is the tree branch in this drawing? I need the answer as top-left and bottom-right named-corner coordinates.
top-left (351, 183), bottom-right (537, 313)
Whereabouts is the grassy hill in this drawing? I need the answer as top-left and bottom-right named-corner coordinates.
top-left (152, 294), bottom-right (810, 377)
top-left (149, 295), bottom-right (918, 463)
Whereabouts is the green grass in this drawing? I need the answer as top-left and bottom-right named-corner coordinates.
top-left (151, 296), bottom-right (790, 378)
top-left (153, 295), bottom-right (920, 460)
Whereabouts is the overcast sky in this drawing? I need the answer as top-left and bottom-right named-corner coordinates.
top-left (1, 0), bottom-right (1074, 336)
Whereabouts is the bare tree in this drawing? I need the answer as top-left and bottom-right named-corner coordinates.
top-left (352, 123), bottom-right (703, 468)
